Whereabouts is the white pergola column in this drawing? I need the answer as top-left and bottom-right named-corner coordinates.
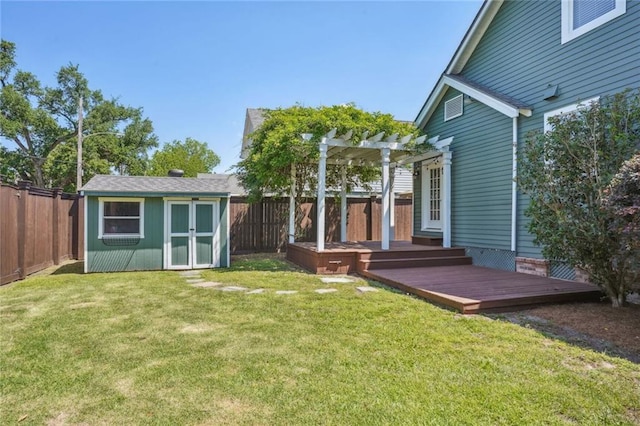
top-left (390, 169), bottom-right (395, 241)
top-left (442, 148), bottom-right (452, 248)
top-left (288, 164), bottom-right (296, 244)
top-left (381, 147), bottom-right (391, 250)
top-left (317, 139), bottom-right (328, 252)
top-left (340, 166), bottom-right (347, 242)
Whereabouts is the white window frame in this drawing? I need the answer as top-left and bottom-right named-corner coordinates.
top-left (98, 197), bottom-right (145, 239)
top-left (544, 96), bottom-right (600, 132)
top-left (561, 0), bottom-right (626, 44)
top-left (421, 160), bottom-right (443, 231)
top-left (444, 94), bottom-right (464, 122)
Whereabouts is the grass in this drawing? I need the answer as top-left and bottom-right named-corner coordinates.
top-left (1, 256), bottom-right (639, 425)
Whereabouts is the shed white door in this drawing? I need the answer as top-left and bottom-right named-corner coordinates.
top-left (166, 200), bottom-right (220, 269)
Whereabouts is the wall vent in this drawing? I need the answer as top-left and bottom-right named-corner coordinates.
top-left (444, 95), bottom-right (463, 121)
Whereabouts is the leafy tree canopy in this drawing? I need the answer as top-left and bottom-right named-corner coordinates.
top-left (148, 138), bottom-right (220, 177)
top-left (235, 104), bottom-right (426, 202)
top-left (0, 39), bottom-right (158, 191)
top-left (518, 89), bottom-right (640, 307)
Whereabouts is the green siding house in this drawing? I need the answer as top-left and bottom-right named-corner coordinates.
top-left (81, 175), bottom-right (232, 273)
top-left (413, 0), bottom-right (639, 277)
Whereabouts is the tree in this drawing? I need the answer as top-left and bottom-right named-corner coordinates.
top-left (148, 138), bottom-right (220, 177)
top-left (0, 39), bottom-right (158, 191)
top-left (235, 104), bottom-right (425, 203)
top-left (518, 90), bottom-right (640, 307)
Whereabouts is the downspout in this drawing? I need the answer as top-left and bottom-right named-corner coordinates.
top-left (511, 117), bottom-right (518, 252)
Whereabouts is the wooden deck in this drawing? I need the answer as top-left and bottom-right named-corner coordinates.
top-left (286, 240), bottom-right (602, 314)
top-left (361, 265), bottom-right (602, 314)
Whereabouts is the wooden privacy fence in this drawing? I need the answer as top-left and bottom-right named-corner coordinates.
top-left (1, 181), bottom-right (83, 285)
top-left (229, 196), bottom-right (412, 254)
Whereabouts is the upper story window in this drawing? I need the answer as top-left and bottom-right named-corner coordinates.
top-left (561, 0), bottom-right (626, 44)
top-left (98, 198), bottom-right (145, 239)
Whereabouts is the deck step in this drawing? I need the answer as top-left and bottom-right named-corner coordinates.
top-left (359, 256), bottom-right (472, 271)
top-left (412, 235), bottom-right (443, 246)
top-left (359, 247), bottom-right (466, 261)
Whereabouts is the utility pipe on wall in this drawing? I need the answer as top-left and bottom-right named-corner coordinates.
top-left (511, 117), bottom-right (518, 252)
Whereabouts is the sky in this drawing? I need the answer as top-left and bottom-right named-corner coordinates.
top-left (1, 0), bottom-right (483, 173)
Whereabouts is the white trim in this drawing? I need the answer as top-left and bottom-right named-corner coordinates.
top-left (441, 149), bottom-right (452, 248)
top-left (83, 195), bottom-right (88, 273)
top-left (561, 0), bottom-right (626, 44)
top-left (511, 117), bottom-right (518, 252)
top-left (544, 96), bottom-right (600, 131)
top-left (325, 138), bottom-right (409, 151)
top-left (226, 198), bottom-right (230, 268)
top-left (98, 197), bottom-right (145, 239)
top-left (444, 94), bottom-right (464, 121)
top-left (421, 160), bottom-right (443, 232)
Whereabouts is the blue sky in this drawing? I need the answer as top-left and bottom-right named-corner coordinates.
top-left (1, 1), bottom-right (482, 173)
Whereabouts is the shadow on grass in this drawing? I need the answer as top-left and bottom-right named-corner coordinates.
top-left (220, 253), bottom-right (305, 273)
top-left (487, 311), bottom-right (640, 364)
top-left (51, 261), bottom-right (84, 275)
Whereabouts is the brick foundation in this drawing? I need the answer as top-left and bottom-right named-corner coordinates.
top-left (515, 257), bottom-right (550, 277)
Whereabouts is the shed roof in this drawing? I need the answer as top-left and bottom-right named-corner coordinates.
top-left (196, 173), bottom-right (246, 196)
top-left (81, 175), bottom-right (232, 196)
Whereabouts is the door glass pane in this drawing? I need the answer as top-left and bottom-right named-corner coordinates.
top-left (171, 204), bottom-right (190, 233)
top-left (195, 236), bottom-right (213, 265)
top-left (195, 204), bottom-right (213, 233)
top-left (171, 237), bottom-right (189, 265)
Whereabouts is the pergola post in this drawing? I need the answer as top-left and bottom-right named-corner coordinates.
top-left (340, 166), bottom-right (347, 242)
top-left (317, 139), bottom-right (328, 252)
top-left (390, 176), bottom-right (395, 242)
top-left (442, 148), bottom-right (452, 248)
top-left (381, 147), bottom-right (391, 250)
top-left (288, 164), bottom-right (296, 244)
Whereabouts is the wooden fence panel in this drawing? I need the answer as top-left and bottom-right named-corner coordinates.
top-left (0, 181), bottom-right (82, 285)
top-left (229, 196), bottom-right (412, 254)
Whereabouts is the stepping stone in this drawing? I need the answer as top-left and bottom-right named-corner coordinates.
top-left (275, 290), bottom-right (298, 295)
top-left (315, 288), bottom-right (338, 294)
top-left (191, 281), bottom-right (223, 288)
top-left (247, 289), bottom-right (265, 294)
top-left (356, 286), bottom-right (379, 293)
top-left (186, 279), bottom-right (204, 283)
top-left (219, 286), bottom-right (248, 292)
top-left (320, 277), bottom-right (354, 284)
top-left (179, 271), bottom-right (201, 277)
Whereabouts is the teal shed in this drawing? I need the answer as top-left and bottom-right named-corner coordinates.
top-left (81, 175), bottom-right (231, 273)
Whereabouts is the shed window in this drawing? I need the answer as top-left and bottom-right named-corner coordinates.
top-left (98, 198), bottom-right (145, 238)
top-left (561, 0), bottom-right (625, 44)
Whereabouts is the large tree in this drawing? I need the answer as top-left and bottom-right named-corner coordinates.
top-left (0, 40), bottom-right (157, 191)
top-left (148, 137), bottom-right (220, 177)
top-left (518, 90), bottom-right (640, 307)
top-left (235, 104), bottom-right (425, 203)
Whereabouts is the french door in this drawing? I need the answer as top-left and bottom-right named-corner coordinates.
top-left (166, 200), bottom-right (220, 269)
top-left (422, 162), bottom-right (442, 231)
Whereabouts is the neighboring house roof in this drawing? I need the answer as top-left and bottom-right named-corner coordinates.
top-left (81, 175), bottom-right (232, 196)
top-left (196, 173), bottom-right (246, 196)
top-left (414, 0), bottom-right (533, 127)
top-left (241, 108), bottom-right (267, 159)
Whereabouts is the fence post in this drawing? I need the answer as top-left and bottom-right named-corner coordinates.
top-left (16, 181), bottom-right (30, 279)
top-left (52, 188), bottom-right (61, 265)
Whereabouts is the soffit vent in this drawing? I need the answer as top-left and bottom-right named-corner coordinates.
top-left (444, 95), bottom-right (464, 121)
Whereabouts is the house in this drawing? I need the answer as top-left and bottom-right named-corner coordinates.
top-left (412, 0), bottom-right (639, 277)
top-left (80, 175), bottom-right (232, 272)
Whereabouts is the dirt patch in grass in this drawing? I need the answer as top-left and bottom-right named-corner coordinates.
top-left (494, 301), bottom-right (640, 363)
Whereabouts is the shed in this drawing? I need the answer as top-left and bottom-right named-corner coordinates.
top-left (81, 175), bottom-right (232, 272)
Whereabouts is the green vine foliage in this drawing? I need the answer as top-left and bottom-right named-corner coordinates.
top-left (518, 89), bottom-right (640, 307)
top-left (234, 104), bottom-right (427, 203)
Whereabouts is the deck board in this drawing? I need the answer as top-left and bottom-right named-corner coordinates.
top-left (362, 265), bottom-right (601, 313)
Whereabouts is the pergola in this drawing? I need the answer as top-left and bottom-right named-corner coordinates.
top-left (288, 129), bottom-right (426, 251)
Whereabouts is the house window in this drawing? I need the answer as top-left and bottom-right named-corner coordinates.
top-left (543, 96), bottom-right (600, 132)
top-left (98, 198), bottom-right (145, 238)
top-left (444, 95), bottom-right (463, 121)
top-left (561, 0), bottom-right (626, 44)
top-left (421, 160), bottom-right (442, 231)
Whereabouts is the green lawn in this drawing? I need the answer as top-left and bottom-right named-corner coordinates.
top-left (1, 256), bottom-right (639, 425)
